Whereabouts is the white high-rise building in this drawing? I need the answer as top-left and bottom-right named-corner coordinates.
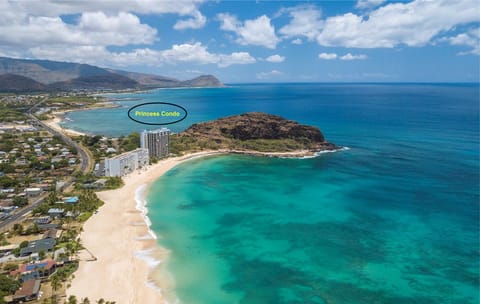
top-left (140, 128), bottom-right (171, 159)
top-left (104, 148), bottom-right (149, 177)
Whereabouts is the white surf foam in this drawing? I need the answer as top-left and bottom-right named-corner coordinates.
top-left (134, 184), bottom-right (157, 240)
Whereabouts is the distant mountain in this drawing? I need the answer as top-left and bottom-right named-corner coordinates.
top-left (0, 74), bottom-right (49, 93)
top-left (180, 75), bottom-right (224, 87)
top-left (50, 74), bottom-right (138, 91)
top-left (107, 69), bottom-right (181, 88)
top-left (0, 57), bottom-right (224, 92)
top-left (0, 57), bottom-right (110, 84)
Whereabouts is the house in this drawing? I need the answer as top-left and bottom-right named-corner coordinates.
top-left (51, 156), bottom-right (63, 163)
top-left (63, 196), bottom-right (79, 204)
top-left (19, 239), bottom-right (56, 257)
top-left (47, 208), bottom-right (64, 219)
top-left (11, 260), bottom-right (56, 282)
top-left (25, 188), bottom-right (42, 197)
top-left (37, 223), bottom-right (60, 231)
top-left (30, 183), bottom-right (50, 191)
top-left (11, 279), bottom-right (41, 302)
top-left (42, 228), bottom-right (58, 240)
top-left (34, 217), bottom-right (51, 225)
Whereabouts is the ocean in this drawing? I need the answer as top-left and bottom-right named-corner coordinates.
top-left (65, 83), bottom-right (479, 303)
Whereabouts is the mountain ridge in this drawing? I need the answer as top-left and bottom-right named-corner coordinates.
top-left (0, 57), bottom-right (223, 92)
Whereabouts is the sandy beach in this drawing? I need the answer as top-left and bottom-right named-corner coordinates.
top-left (67, 151), bottom-right (226, 304)
top-left (44, 114), bottom-right (87, 137)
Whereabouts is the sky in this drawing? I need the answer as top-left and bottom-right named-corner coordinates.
top-left (0, 0), bottom-right (479, 83)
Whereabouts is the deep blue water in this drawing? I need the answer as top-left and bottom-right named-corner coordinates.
top-left (66, 84), bottom-right (479, 303)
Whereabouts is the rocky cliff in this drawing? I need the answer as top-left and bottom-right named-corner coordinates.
top-left (171, 112), bottom-right (338, 155)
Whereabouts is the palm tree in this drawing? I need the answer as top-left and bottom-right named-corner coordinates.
top-left (67, 295), bottom-right (78, 304)
top-left (50, 275), bottom-right (61, 304)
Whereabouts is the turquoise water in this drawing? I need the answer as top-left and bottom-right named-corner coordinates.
top-left (68, 84), bottom-right (479, 303)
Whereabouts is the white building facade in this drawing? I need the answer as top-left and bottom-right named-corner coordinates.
top-left (104, 148), bottom-right (149, 177)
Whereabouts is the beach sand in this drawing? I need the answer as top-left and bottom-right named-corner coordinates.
top-left (66, 151), bottom-right (225, 304)
top-left (44, 114), bottom-right (87, 137)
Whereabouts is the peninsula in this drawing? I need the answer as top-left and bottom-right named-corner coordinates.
top-left (170, 112), bottom-right (338, 157)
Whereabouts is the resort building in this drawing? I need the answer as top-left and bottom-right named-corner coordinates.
top-left (104, 148), bottom-right (149, 177)
top-left (140, 128), bottom-right (171, 158)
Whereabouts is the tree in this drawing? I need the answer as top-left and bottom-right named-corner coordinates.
top-left (0, 274), bottom-right (21, 304)
top-left (50, 274), bottom-right (62, 304)
top-left (19, 240), bottom-right (29, 248)
top-left (13, 196), bottom-right (28, 207)
top-left (67, 295), bottom-right (78, 304)
top-left (81, 298), bottom-right (91, 304)
top-left (13, 223), bottom-right (24, 235)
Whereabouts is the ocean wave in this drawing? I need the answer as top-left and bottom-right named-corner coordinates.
top-left (134, 248), bottom-right (162, 268)
top-left (283, 146), bottom-right (351, 159)
top-left (134, 185), bottom-right (157, 240)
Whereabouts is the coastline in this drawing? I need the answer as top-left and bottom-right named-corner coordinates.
top-left (44, 103), bottom-right (120, 137)
top-left (66, 147), bottom-right (346, 303)
top-left (66, 150), bottom-right (227, 304)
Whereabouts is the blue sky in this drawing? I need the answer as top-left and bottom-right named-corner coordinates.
top-left (0, 0), bottom-right (479, 83)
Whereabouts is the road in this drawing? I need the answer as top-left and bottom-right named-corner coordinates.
top-left (0, 99), bottom-right (93, 232)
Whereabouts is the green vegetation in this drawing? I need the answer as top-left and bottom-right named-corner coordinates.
top-left (0, 274), bottom-right (21, 304)
top-left (169, 134), bottom-right (310, 154)
top-left (232, 138), bottom-right (311, 152)
top-left (118, 132), bottom-right (140, 152)
top-left (104, 176), bottom-right (123, 189)
top-left (46, 96), bottom-right (101, 104)
top-left (33, 190), bottom-right (104, 220)
top-left (0, 107), bottom-right (26, 122)
top-left (12, 196), bottom-right (28, 207)
top-left (169, 134), bottom-right (220, 155)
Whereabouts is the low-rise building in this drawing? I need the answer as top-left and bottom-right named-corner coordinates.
top-left (25, 188), bottom-right (42, 197)
top-left (12, 279), bottom-right (41, 302)
top-left (104, 148), bottom-right (149, 177)
top-left (19, 239), bottom-right (56, 257)
top-left (47, 208), bottom-right (64, 218)
top-left (11, 260), bottom-right (56, 282)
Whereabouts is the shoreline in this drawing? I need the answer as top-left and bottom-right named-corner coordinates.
top-left (66, 147), bottom-right (347, 303)
top-left (44, 103), bottom-right (120, 137)
top-left (66, 150), bottom-right (227, 304)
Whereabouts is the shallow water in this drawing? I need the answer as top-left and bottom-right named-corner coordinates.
top-left (134, 84), bottom-right (480, 303)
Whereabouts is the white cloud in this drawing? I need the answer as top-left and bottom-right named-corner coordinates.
top-left (291, 38), bottom-right (303, 45)
top-left (30, 42), bottom-right (256, 68)
top-left (218, 52), bottom-right (257, 67)
top-left (318, 52), bottom-right (367, 60)
top-left (340, 53), bottom-right (367, 60)
top-left (0, 12), bottom-right (157, 47)
top-left (266, 55), bottom-right (285, 63)
top-left (174, 11), bottom-right (207, 30)
top-left (317, 0), bottom-right (480, 48)
top-left (4, 0), bottom-right (206, 24)
top-left (355, 0), bottom-right (386, 10)
top-left (279, 5), bottom-right (323, 41)
top-left (318, 53), bottom-right (337, 60)
top-left (256, 70), bottom-right (284, 80)
top-left (442, 28), bottom-right (480, 55)
top-left (217, 13), bottom-right (279, 49)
